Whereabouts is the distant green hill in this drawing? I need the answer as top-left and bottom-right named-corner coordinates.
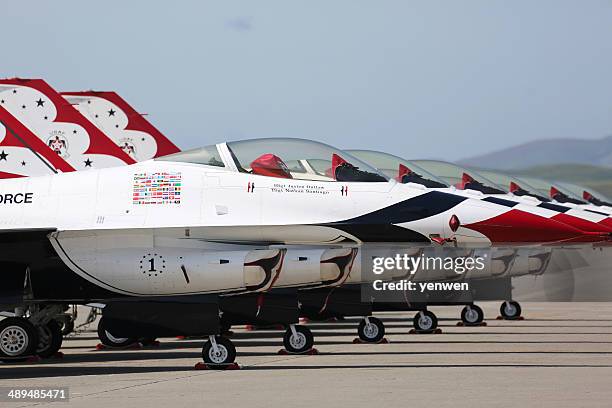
top-left (457, 135), bottom-right (612, 170)
top-left (512, 164), bottom-right (612, 198)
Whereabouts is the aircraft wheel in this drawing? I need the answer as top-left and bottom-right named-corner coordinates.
top-left (500, 301), bottom-right (522, 319)
top-left (202, 336), bottom-right (236, 365)
top-left (97, 318), bottom-right (137, 348)
top-left (0, 317), bottom-right (39, 362)
top-left (36, 320), bottom-right (63, 358)
top-left (461, 305), bottom-right (484, 325)
top-left (283, 325), bottom-right (314, 353)
top-left (357, 317), bottom-right (385, 343)
top-left (413, 310), bottom-right (438, 332)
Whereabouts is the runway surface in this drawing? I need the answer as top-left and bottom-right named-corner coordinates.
top-left (2, 302), bottom-right (612, 408)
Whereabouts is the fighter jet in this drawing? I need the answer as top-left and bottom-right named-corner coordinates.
top-left (2, 84), bottom-right (597, 346)
top-left (347, 150), bottom-right (611, 322)
top-left (347, 151), bottom-right (611, 244)
top-left (1, 81), bottom-right (599, 355)
top-left (1, 135), bottom-right (595, 364)
top-left (489, 173), bottom-right (612, 230)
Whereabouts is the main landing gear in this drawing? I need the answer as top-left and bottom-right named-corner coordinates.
top-left (0, 305), bottom-right (65, 362)
top-left (461, 304), bottom-right (485, 325)
top-left (36, 320), bottom-right (63, 358)
top-left (97, 317), bottom-right (138, 348)
top-left (95, 318), bottom-right (157, 348)
top-left (0, 318), bottom-right (38, 362)
top-left (413, 310), bottom-right (438, 333)
top-left (499, 301), bottom-right (522, 320)
top-left (357, 316), bottom-right (386, 343)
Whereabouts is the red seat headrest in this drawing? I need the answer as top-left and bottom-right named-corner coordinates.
top-left (458, 172), bottom-right (475, 190)
top-left (550, 186), bottom-right (560, 199)
top-left (509, 181), bottom-right (521, 193)
top-left (331, 154), bottom-right (348, 180)
top-left (250, 154), bottom-right (293, 179)
top-left (396, 163), bottom-right (411, 182)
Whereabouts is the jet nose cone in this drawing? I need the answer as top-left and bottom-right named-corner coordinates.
top-left (463, 209), bottom-right (584, 245)
top-left (598, 218), bottom-right (612, 230)
top-left (549, 213), bottom-right (612, 243)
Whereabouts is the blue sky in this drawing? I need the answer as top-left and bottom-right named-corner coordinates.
top-left (4, 1), bottom-right (612, 160)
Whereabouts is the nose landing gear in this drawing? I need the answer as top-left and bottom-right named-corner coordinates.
top-left (499, 301), bottom-right (522, 320)
top-left (282, 324), bottom-right (315, 354)
top-left (202, 335), bottom-right (237, 365)
top-left (461, 305), bottom-right (485, 326)
top-left (412, 310), bottom-right (438, 333)
top-left (357, 316), bottom-right (386, 343)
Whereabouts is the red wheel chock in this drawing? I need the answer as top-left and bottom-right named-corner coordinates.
top-left (352, 337), bottom-right (390, 344)
top-left (194, 362), bottom-right (241, 370)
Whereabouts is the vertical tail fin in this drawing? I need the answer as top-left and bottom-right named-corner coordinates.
top-left (61, 91), bottom-right (180, 161)
top-left (0, 78), bottom-right (136, 171)
top-left (0, 105), bottom-right (75, 178)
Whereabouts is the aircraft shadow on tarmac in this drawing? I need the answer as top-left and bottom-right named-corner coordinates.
top-left (5, 361), bottom-right (612, 380)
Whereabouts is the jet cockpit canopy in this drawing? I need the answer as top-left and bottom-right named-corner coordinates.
top-left (515, 176), bottom-right (587, 204)
top-left (559, 182), bottom-right (612, 207)
top-left (158, 138), bottom-right (389, 182)
top-left (411, 160), bottom-right (506, 194)
top-left (475, 169), bottom-right (551, 202)
top-left (347, 150), bottom-right (448, 188)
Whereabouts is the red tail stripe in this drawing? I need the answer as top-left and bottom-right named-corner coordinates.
top-left (0, 106), bottom-right (75, 172)
top-left (0, 79), bottom-right (136, 164)
top-left (62, 91), bottom-right (181, 157)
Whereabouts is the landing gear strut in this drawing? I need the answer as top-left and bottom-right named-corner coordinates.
top-left (283, 324), bottom-right (314, 353)
top-left (413, 310), bottom-right (438, 333)
top-left (202, 335), bottom-right (236, 365)
top-left (500, 301), bottom-right (522, 320)
top-left (357, 317), bottom-right (385, 343)
top-left (461, 304), bottom-right (484, 325)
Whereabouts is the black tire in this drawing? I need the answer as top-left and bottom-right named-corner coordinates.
top-left (97, 318), bottom-right (138, 348)
top-left (283, 325), bottom-right (314, 353)
top-left (202, 336), bottom-right (236, 365)
top-left (60, 318), bottom-right (75, 336)
top-left (413, 310), bottom-right (438, 332)
top-left (500, 301), bottom-right (522, 319)
top-left (357, 317), bottom-right (385, 343)
top-left (0, 317), bottom-right (39, 362)
top-left (36, 320), bottom-right (63, 358)
top-left (461, 305), bottom-right (484, 325)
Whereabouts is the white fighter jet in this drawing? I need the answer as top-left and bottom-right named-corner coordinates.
top-left (0, 134), bottom-right (596, 364)
top-left (0, 79), bottom-right (599, 362)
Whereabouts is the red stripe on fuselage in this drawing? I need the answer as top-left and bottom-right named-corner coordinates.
top-left (464, 209), bottom-right (584, 244)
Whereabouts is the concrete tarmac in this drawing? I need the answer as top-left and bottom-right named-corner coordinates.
top-left (2, 302), bottom-right (612, 408)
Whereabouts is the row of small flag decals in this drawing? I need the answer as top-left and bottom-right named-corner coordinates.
top-left (133, 172), bottom-right (182, 205)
